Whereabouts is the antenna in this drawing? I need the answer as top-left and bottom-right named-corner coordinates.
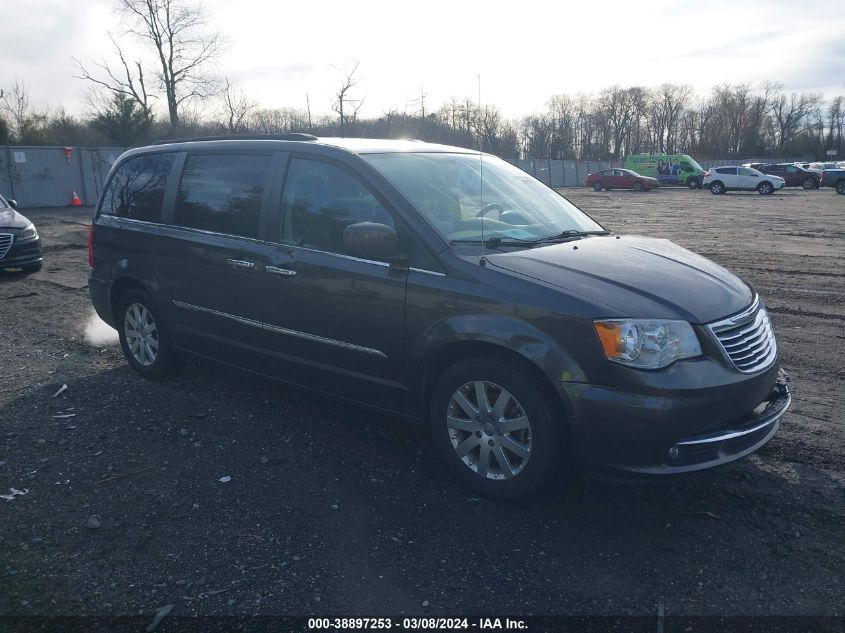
top-left (478, 74), bottom-right (486, 266)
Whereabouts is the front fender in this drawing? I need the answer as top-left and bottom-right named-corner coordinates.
top-left (404, 313), bottom-right (588, 419)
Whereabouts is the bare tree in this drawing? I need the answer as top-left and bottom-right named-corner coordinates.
top-left (220, 77), bottom-right (256, 133)
top-left (0, 79), bottom-right (31, 138)
top-left (119, 0), bottom-right (223, 131)
top-left (331, 60), bottom-right (363, 129)
top-left (763, 81), bottom-right (822, 152)
top-left (73, 32), bottom-right (153, 117)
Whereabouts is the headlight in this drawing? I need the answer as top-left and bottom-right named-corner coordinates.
top-left (594, 319), bottom-right (702, 369)
top-left (18, 223), bottom-right (38, 243)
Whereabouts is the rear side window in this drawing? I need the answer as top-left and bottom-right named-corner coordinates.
top-left (100, 153), bottom-right (174, 222)
top-left (174, 154), bottom-right (271, 239)
top-left (715, 167), bottom-right (737, 175)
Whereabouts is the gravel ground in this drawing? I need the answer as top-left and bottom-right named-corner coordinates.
top-left (0, 187), bottom-right (842, 624)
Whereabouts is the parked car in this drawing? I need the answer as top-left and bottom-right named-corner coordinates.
top-left (819, 168), bottom-right (845, 194)
top-left (624, 153), bottom-right (704, 188)
top-left (89, 135), bottom-right (790, 499)
top-left (704, 166), bottom-right (785, 195)
top-left (0, 194), bottom-right (43, 272)
top-left (758, 163), bottom-right (819, 189)
top-left (586, 168), bottom-right (659, 192)
top-left (807, 162), bottom-right (839, 174)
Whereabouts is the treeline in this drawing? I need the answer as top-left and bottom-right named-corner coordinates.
top-left (2, 79), bottom-right (842, 162)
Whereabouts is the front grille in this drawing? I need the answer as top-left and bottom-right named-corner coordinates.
top-left (0, 233), bottom-right (12, 259)
top-left (709, 298), bottom-right (777, 373)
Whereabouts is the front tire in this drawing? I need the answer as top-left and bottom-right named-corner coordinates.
top-left (632, 181), bottom-right (643, 192)
top-left (117, 288), bottom-right (183, 381)
top-left (687, 178), bottom-right (699, 189)
top-left (802, 177), bottom-right (816, 190)
top-left (758, 182), bottom-right (773, 195)
top-left (429, 357), bottom-right (562, 500)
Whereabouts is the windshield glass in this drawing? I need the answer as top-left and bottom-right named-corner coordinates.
top-left (684, 156), bottom-right (704, 171)
top-left (363, 152), bottom-right (604, 243)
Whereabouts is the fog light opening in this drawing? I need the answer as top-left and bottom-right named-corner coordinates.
top-left (668, 446), bottom-right (680, 460)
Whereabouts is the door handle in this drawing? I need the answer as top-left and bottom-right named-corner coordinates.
top-left (227, 258), bottom-right (256, 270)
top-left (266, 265), bottom-right (297, 277)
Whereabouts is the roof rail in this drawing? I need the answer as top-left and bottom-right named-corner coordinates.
top-left (151, 133), bottom-right (318, 145)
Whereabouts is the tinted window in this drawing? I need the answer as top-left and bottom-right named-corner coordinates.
top-left (715, 167), bottom-right (737, 175)
top-left (100, 153), bottom-right (174, 222)
top-left (175, 154), bottom-right (270, 239)
top-left (279, 158), bottom-right (394, 253)
top-left (785, 166), bottom-right (798, 173)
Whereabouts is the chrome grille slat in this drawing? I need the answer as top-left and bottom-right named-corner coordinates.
top-left (708, 297), bottom-right (777, 374)
top-left (722, 327), bottom-right (768, 351)
top-left (714, 309), bottom-right (765, 339)
top-left (731, 336), bottom-right (772, 362)
top-left (0, 233), bottom-right (13, 259)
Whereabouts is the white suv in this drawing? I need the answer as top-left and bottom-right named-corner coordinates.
top-left (704, 166), bottom-right (785, 195)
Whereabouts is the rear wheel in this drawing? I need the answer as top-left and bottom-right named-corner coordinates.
top-left (802, 177), bottom-right (816, 190)
top-left (429, 357), bottom-right (562, 500)
top-left (710, 181), bottom-right (725, 194)
top-left (836, 180), bottom-right (845, 195)
top-left (758, 182), bottom-right (773, 195)
top-left (632, 181), bottom-right (643, 192)
top-left (592, 182), bottom-right (602, 191)
top-left (117, 288), bottom-right (183, 381)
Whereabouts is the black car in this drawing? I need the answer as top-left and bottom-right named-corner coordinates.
top-left (88, 135), bottom-right (790, 499)
top-left (0, 194), bottom-right (43, 272)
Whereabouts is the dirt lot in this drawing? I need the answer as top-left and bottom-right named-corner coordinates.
top-left (0, 187), bottom-right (842, 625)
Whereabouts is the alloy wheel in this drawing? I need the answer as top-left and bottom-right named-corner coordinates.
top-left (446, 381), bottom-right (532, 480)
top-left (124, 302), bottom-right (159, 366)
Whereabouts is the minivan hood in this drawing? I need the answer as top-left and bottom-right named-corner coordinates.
top-left (0, 209), bottom-right (31, 229)
top-left (485, 235), bottom-right (754, 323)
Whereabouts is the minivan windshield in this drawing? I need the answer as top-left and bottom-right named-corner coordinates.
top-left (364, 152), bottom-right (604, 244)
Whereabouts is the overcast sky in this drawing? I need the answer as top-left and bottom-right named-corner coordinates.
top-left (3, 0), bottom-right (844, 120)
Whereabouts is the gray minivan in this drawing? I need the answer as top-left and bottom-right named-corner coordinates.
top-left (88, 135), bottom-right (790, 498)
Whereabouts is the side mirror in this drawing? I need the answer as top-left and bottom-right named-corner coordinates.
top-left (342, 222), bottom-right (399, 260)
top-left (8, 199), bottom-right (17, 209)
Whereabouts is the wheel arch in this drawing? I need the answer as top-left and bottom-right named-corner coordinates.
top-left (109, 276), bottom-right (157, 326)
top-left (415, 338), bottom-right (576, 448)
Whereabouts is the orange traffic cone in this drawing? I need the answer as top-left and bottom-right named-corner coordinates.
top-left (71, 190), bottom-right (83, 206)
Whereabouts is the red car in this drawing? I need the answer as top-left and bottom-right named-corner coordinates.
top-left (758, 163), bottom-right (819, 189)
top-left (587, 168), bottom-right (659, 192)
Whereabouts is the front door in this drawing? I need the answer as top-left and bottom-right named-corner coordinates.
top-left (736, 167), bottom-right (759, 190)
top-left (250, 156), bottom-right (408, 410)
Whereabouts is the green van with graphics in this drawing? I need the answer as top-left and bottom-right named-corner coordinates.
top-left (624, 153), bottom-right (705, 188)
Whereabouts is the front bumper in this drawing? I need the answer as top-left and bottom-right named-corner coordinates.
top-left (0, 235), bottom-right (42, 269)
top-left (625, 372), bottom-right (789, 474)
top-left (564, 358), bottom-right (789, 474)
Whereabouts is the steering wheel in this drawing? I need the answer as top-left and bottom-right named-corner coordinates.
top-left (475, 202), bottom-right (505, 218)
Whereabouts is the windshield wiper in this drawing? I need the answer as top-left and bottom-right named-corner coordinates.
top-left (529, 229), bottom-right (610, 245)
top-left (450, 236), bottom-right (536, 248)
